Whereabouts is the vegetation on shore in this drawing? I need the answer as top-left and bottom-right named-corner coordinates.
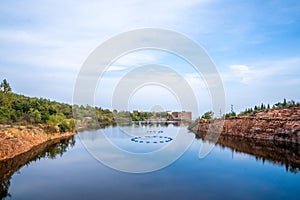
top-left (189, 99), bottom-right (300, 129)
top-left (0, 79), bottom-right (192, 131)
top-left (0, 79), bottom-right (76, 133)
top-left (1, 78), bottom-right (299, 133)
top-left (0, 79), bottom-right (115, 133)
top-left (198, 98), bottom-right (300, 121)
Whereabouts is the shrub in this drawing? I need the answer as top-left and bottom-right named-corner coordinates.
top-left (47, 113), bottom-right (65, 127)
top-left (58, 120), bottom-right (68, 133)
top-left (29, 109), bottom-right (42, 123)
top-left (68, 119), bottom-right (76, 131)
top-left (201, 111), bottom-right (214, 119)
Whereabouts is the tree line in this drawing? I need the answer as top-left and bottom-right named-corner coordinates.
top-left (199, 98), bottom-right (299, 120)
top-left (0, 79), bottom-right (75, 132)
top-left (0, 79), bottom-right (183, 131)
top-left (239, 98), bottom-right (299, 116)
top-left (0, 79), bottom-right (115, 132)
top-left (2, 79), bottom-right (299, 130)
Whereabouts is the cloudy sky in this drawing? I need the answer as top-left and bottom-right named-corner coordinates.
top-left (1, 0), bottom-right (300, 115)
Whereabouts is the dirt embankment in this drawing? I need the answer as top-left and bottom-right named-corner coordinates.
top-left (191, 106), bottom-right (300, 143)
top-left (0, 124), bottom-right (76, 161)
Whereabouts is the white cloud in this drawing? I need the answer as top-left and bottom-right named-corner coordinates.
top-left (0, 30), bottom-right (55, 47)
top-left (253, 57), bottom-right (300, 77)
top-left (0, 0), bottom-right (208, 104)
top-left (218, 57), bottom-right (300, 113)
top-left (224, 57), bottom-right (300, 86)
top-left (229, 65), bottom-right (252, 84)
top-left (1, 0), bottom-right (300, 110)
top-left (113, 51), bottom-right (161, 67)
top-left (106, 66), bottom-right (126, 72)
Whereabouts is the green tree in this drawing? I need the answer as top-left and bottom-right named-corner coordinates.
top-left (47, 113), bottom-right (65, 127)
top-left (283, 98), bottom-right (287, 107)
top-left (160, 112), bottom-right (168, 118)
top-left (201, 111), bottom-right (214, 119)
top-left (68, 119), bottom-right (76, 131)
top-left (29, 109), bottom-right (42, 123)
top-left (230, 105), bottom-right (236, 116)
top-left (0, 79), bottom-right (12, 93)
top-left (0, 80), bottom-right (13, 107)
top-left (58, 120), bottom-right (68, 133)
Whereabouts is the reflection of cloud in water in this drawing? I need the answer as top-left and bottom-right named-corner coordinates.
top-left (79, 125), bottom-right (194, 173)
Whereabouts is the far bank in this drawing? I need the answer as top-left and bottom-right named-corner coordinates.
top-left (190, 106), bottom-right (300, 144)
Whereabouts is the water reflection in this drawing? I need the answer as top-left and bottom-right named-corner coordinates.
top-left (0, 137), bottom-right (75, 199)
top-left (195, 133), bottom-right (300, 173)
top-left (79, 122), bottom-right (194, 173)
top-left (133, 121), bottom-right (190, 127)
top-left (1, 126), bottom-right (300, 199)
top-left (0, 179), bottom-right (10, 199)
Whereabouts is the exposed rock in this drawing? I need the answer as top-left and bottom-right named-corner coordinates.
top-left (191, 106), bottom-right (300, 144)
top-left (0, 125), bottom-right (76, 161)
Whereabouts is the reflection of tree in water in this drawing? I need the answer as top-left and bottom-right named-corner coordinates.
top-left (195, 133), bottom-right (300, 174)
top-left (0, 136), bottom-right (75, 199)
top-left (133, 121), bottom-right (189, 127)
top-left (30, 137), bottom-right (76, 161)
top-left (0, 179), bottom-right (11, 199)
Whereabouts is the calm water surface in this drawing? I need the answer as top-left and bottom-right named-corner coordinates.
top-left (1, 123), bottom-right (299, 200)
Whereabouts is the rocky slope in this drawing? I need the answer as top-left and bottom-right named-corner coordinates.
top-left (191, 106), bottom-right (300, 143)
top-left (0, 125), bottom-right (76, 161)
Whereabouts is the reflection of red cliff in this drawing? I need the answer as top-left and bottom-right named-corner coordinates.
top-left (191, 106), bottom-right (300, 144)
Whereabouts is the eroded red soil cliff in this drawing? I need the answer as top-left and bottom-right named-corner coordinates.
top-left (191, 106), bottom-right (300, 143)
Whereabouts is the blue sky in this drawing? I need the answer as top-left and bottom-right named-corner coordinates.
top-left (1, 0), bottom-right (300, 115)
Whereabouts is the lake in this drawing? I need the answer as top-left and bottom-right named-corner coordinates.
top-left (1, 122), bottom-right (299, 200)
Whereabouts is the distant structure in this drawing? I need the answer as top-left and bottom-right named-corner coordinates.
top-left (167, 111), bottom-right (192, 121)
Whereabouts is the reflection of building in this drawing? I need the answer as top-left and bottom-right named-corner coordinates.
top-left (167, 111), bottom-right (192, 121)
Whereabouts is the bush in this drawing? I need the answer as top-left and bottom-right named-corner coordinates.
top-left (29, 109), bottom-right (42, 123)
top-left (68, 119), bottom-right (76, 131)
top-left (58, 120), bottom-right (68, 133)
top-left (201, 111), bottom-right (214, 119)
top-left (47, 113), bottom-right (65, 126)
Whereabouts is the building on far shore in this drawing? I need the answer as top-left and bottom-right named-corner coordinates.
top-left (167, 111), bottom-right (192, 121)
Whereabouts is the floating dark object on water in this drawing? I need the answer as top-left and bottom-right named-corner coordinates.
top-left (130, 135), bottom-right (173, 144)
top-left (146, 130), bottom-right (164, 134)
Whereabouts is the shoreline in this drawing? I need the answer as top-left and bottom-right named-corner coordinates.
top-left (0, 134), bottom-right (75, 183)
top-left (0, 124), bottom-right (76, 162)
top-left (190, 106), bottom-right (300, 144)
